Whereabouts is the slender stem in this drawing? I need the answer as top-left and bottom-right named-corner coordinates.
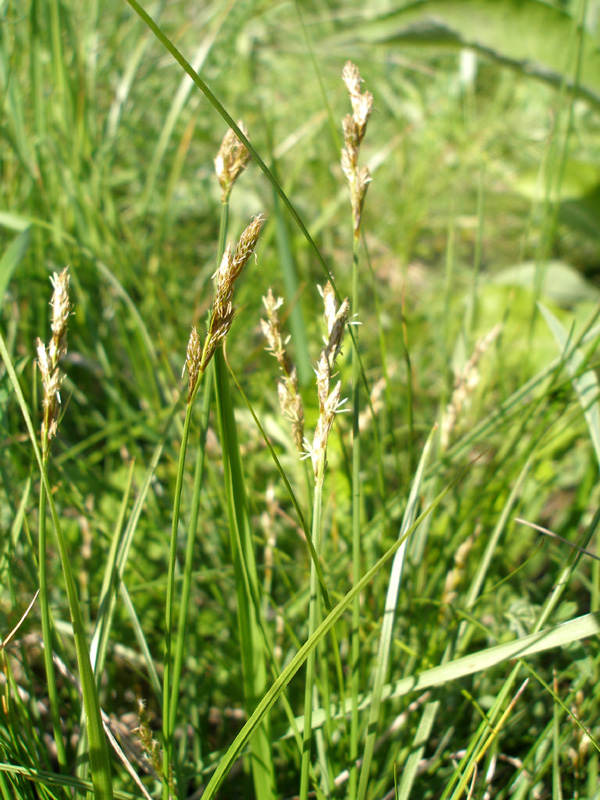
top-left (162, 401), bottom-right (194, 799)
top-left (169, 367), bottom-right (213, 741)
top-left (349, 237), bottom-right (361, 800)
top-left (299, 455), bottom-right (325, 800)
top-left (38, 453), bottom-right (67, 772)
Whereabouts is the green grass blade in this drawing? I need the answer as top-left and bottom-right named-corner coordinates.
top-left (539, 302), bottom-right (600, 467)
top-left (357, 425), bottom-right (436, 800)
top-left (202, 471), bottom-right (457, 799)
top-left (213, 348), bottom-right (275, 800)
top-left (0, 331), bottom-right (114, 799)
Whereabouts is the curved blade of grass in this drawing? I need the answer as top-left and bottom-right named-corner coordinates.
top-left (201, 470), bottom-right (458, 799)
top-left (139, 0), bottom-right (236, 214)
top-left (89, 459), bottom-right (136, 680)
top-left (278, 609), bottom-right (600, 741)
top-left (225, 352), bottom-right (331, 610)
top-left (455, 457), bottom-right (532, 654)
top-left (123, 0), bottom-right (338, 290)
top-left (0, 764), bottom-right (139, 800)
top-left (0, 330), bottom-right (114, 799)
top-left (357, 425), bottom-right (436, 800)
top-left (213, 348), bottom-right (275, 800)
top-left (539, 303), bottom-right (600, 468)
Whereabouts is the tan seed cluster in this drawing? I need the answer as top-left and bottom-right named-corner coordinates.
top-left (36, 267), bottom-right (71, 450)
top-left (440, 528), bottom-right (479, 619)
top-left (185, 216), bottom-right (265, 401)
top-left (261, 290), bottom-right (304, 451)
top-left (308, 282), bottom-right (349, 479)
top-left (440, 324), bottom-right (501, 450)
top-left (214, 121), bottom-right (251, 202)
top-left (261, 282), bottom-right (348, 476)
top-left (341, 61), bottom-right (373, 237)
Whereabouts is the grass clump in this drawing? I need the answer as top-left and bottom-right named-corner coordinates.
top-left (1, 1), bottom-right (600, 799)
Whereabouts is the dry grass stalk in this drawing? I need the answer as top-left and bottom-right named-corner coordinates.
top-left (341, 61), bottom-right (373, 236)
top-left (184, 215), bottom-right (265, 401)
top-left (261, 289), bottom-right (304, 451)
top-left (307, 282), bottom-right (349, 479)
top-left (36, 267), bottom-right (71, 450)
top-left (440, 324), bottom-right (501, 450)
top-left (261, 281), bottom-right (349, 476)
top-left (214, 121), bottom-right (250, 202)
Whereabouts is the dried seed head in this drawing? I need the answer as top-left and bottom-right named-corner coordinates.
top-left (198, 215), bottom-right (265, 376)
top-left (48, 268), bottom-right (71, 365)
top-left (315, 351), bottom-right (331, 415)
top-left (261, 288), bottom-right (305, 451)
top-left (342, 61), bottom-right (373, 144)
top-left (184, 326), bottom-right (202, 401)
top-left (309, 380), bottom-right (343, 479)
top-left (277, 372), bottom-right (305, 452)
top-left (324, 296), bottom-right (350, 368)
top-left (341, 61), bottom-right (373, 238)
top-left (440, 324), bottom-right (501, 450)
top-left (37, 267), bottom-right (71, 450)
top-left (261, 289), bottom-right (293, 375)
top-left (215, 121), bottom-right (251, 201)
top-left (231, 214), bottom-right (264, 278)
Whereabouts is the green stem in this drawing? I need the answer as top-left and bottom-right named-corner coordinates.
top-left (162, 400), bottom-right (194, 799)
top-left (168, 367), bottom-right (213, 745)
top-left (38, 454), bottom-right (67, 772)
top-left (349, 237), bottom-right (361, 800)
top-left (299, 456), bottom-right (325, 800)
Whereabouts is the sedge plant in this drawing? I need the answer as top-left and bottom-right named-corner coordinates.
top-left (340, 60), bottom-right (373, 800)
top-left (162, 145), bottom-right (265, 798)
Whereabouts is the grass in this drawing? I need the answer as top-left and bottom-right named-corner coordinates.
top-left (1, 0), bottom-right (600, 798)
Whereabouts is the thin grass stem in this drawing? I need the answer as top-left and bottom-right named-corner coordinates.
top-left (162, 401), bottom-right (194, 798)
top-left (38, 456), bottom-right (67, 773)
top-left (299, 453), bottom-right (326, 800)
top-left (0, 332), bottom-right (114, 800)
top-left (169, 367), bottom-right (213, 740)
top-left (349, 239), bottom-right (361, 800)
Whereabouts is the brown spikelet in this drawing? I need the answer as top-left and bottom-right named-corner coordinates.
top-left (191, 215), bottom-right (265, 385)
top-left (440, 324), bottom-right (501, 450)
top-left (184, 326), bottom-right (202, 401)
top-left (48, 268), bottom-right (71, 364)
top-left (341, 61), bottom-right (373, 237)
top-left (304, 286), bottom-right (349, 479)
top-left (37, 267), bottom-right (72, 452)
top-left (261, 289), bottom-right (305, 451)
top-left (214, 121), bottom-right (251, 202)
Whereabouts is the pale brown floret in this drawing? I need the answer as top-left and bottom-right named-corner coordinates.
top-left (342, 61), bottom-right (373, 141)
top-left (37, 267), bottom-right (72, 449)
top-left (324, 296), bottom-right (350, 370)
top-left (184, 216), bottom-right (265, 402)
top-left (261, 289), bottom-right (305, 451)
top-left (305, 287), bottom-right (349, 479)
top-left (48, 268), bottom-right (71, 364)
top-left (309, 381), bottom-right (343, 478)
top-left (262, 281), bottom-right (348, 477)
top-left (184, 326), bottom-right (202, 401)
top-left (214, 121), bottom-right (250, 202)
top-left (341, 61), bottom-right (373, 237)
top-left (440, 324), bottom-right (501, 450)
top-left (277, 373), bottom-right (305, 452)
